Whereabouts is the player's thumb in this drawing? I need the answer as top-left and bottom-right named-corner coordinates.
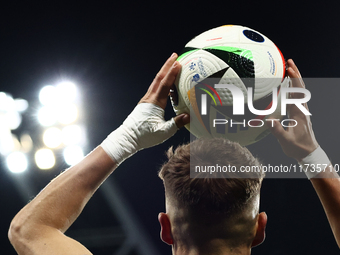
top-left (174, 113), bottom-right (190, 128)
top-left (267, 119), bottom-right (287, 140)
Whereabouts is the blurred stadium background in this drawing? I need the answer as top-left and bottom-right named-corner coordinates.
top-left (1, 1), bottom-right (339, 254)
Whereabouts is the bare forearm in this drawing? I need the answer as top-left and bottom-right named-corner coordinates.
top-left (10, 146), bottom-right (116, 234)
top-left (310, 166), bottom-right (340, 248)
top-left (8, 54), bottom-right (186, 254)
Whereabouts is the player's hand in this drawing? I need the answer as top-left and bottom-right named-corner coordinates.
top-left (268, 59), bottom-right (318, 161)
top-left (139, 53), bottom-right (190, 128)
top-left (101, 53), bottom-right (190, 165)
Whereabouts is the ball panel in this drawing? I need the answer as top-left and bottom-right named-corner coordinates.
top-left (243, 29), bottom-right (265, 43)
top-left (186, 25), bottom-right (239, 48)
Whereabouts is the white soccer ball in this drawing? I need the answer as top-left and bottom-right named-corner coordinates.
top-left (172, 25), bottom-right (290, 146)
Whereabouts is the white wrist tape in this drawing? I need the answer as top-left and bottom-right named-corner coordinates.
top-left (100, 103), bottom-right (178, 165)
top-left (298, 146), bottom-right (331, 179)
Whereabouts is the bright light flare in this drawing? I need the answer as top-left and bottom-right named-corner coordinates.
top-left (63, 145), bottom-right (84, 166)
top-left (62, 125), bottom-right (84, 145)
top-left (39, 82), bottom-right (78, 107)
top-left (6, 151), bottom-right (28, 173)
top-left (37, 82), bottom-right (80, 126)
top-left (58, 104), bottom-right (78, 124)
top-left (0, 92), bottom-right (13, 111)
top-left (39, 85), bottom-right (57, 106)
top-left (7, 111), bottom-right (22, 130)
top-left (0, 123), bottom-right (14, 155)
top-left (43, 127), bottom-right (62, 148)
top-left (37, 106), bottom-right (57, 126)
top-left (0, 92), bottom-right (27, 130)
top-left (14, 99), bottom-right (29, 112)
top-left (37, 104), bottom-right (78, 126)
top-left (35, 148), bottom-right (56, 170)
top-left (20, 134), bottom-right (33, 153)
top-left (56, 82), bottom-right (78, 103)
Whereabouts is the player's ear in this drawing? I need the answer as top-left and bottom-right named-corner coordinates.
top-left (251, 211), bottom-right (267, 247)
top-left (158, 212), bottom-right (173, 245)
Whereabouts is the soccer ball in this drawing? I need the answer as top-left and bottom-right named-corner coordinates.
top-left (172, 25), bottom-right (290, 146)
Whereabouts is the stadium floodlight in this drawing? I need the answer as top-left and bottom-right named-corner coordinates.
top-left (39, 85), bottom-right (57, 106)
top-left (57, 103), bottom-right (78, 125)
top-left (0, 92), bottom-right (28, 131)
top-left (0, 125), bottom-right (14, 156)
top-left (38, 82), bottom-right (79, 126)
top-left (62, 125), bottom-right (84, 146)
top-left (37, 106), bottom-right (58, 126)
top-left (33, 82), bottom-right (85, 169)
top-left (0, 84), bottom-right (83, 174)
top-left (0, 92), bottom-right (29, 156)
top-left (14, 99), bottom-right (29, 112)
top-left (0, 92), bottom-right (10, 111)
top-left (38, 104), bottom-right (78, 126)
top-left (43, 127), bottom-right (63, 148)
top-left (11, 134), bottom-right (21, 151)
top-left (39, 82), bottom-right (78, 106)
top-left (56, 82), bottom-right (78, 103)
top-left (6, 151), bottom-right (28, 173)
top-left (35, 148), bottom-right (56, 170)
top-left (20, 134), bottom-right (33, 153)
top-left (63, 145), bottom-right (84, 166)
top-left (7, 111), bottom-right (22, 130)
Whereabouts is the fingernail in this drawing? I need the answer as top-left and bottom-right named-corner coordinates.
top-left (172, 61), bottom-right (178, 67)
top-left (170, 52), bottom-right (177, 59)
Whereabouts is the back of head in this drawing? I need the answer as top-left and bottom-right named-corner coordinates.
top-left (158, 138), bottom-right (265, 250)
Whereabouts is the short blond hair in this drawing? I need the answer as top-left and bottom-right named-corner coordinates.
top-left (159, 138), bottom-right (264, 216)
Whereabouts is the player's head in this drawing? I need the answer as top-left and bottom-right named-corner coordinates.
top-left (158, 138), bottom-right (266, 253)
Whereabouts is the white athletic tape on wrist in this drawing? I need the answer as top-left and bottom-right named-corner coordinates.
top-left (100, 103), bottom-right (178, 165)
top-left (298, 146), bottom-right (331, 179)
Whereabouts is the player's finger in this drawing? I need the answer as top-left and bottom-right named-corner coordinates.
top-left (286, 61), bottom-right (308, 105)
top-left (173, 113), bottom-right (190, 128)
top-left (286, 60), bottom-right (310, 112)
top-left (288, 70), bottom-right (305, 89)
top-left (153, 53), bottom-right (178, 86)
top-left (267, 119), bottom-right (289, 142)
top-left (287, 59), bottom-right (305, 88)
top-left (139, 53), bottom-right (178, 105)
top-left (287, 59), bottom-right (301, 78)
top-left (157, 61), bottom-right (181, 100)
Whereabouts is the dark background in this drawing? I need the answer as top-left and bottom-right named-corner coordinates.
top-left (1, 1), bottom-right (340, 254)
